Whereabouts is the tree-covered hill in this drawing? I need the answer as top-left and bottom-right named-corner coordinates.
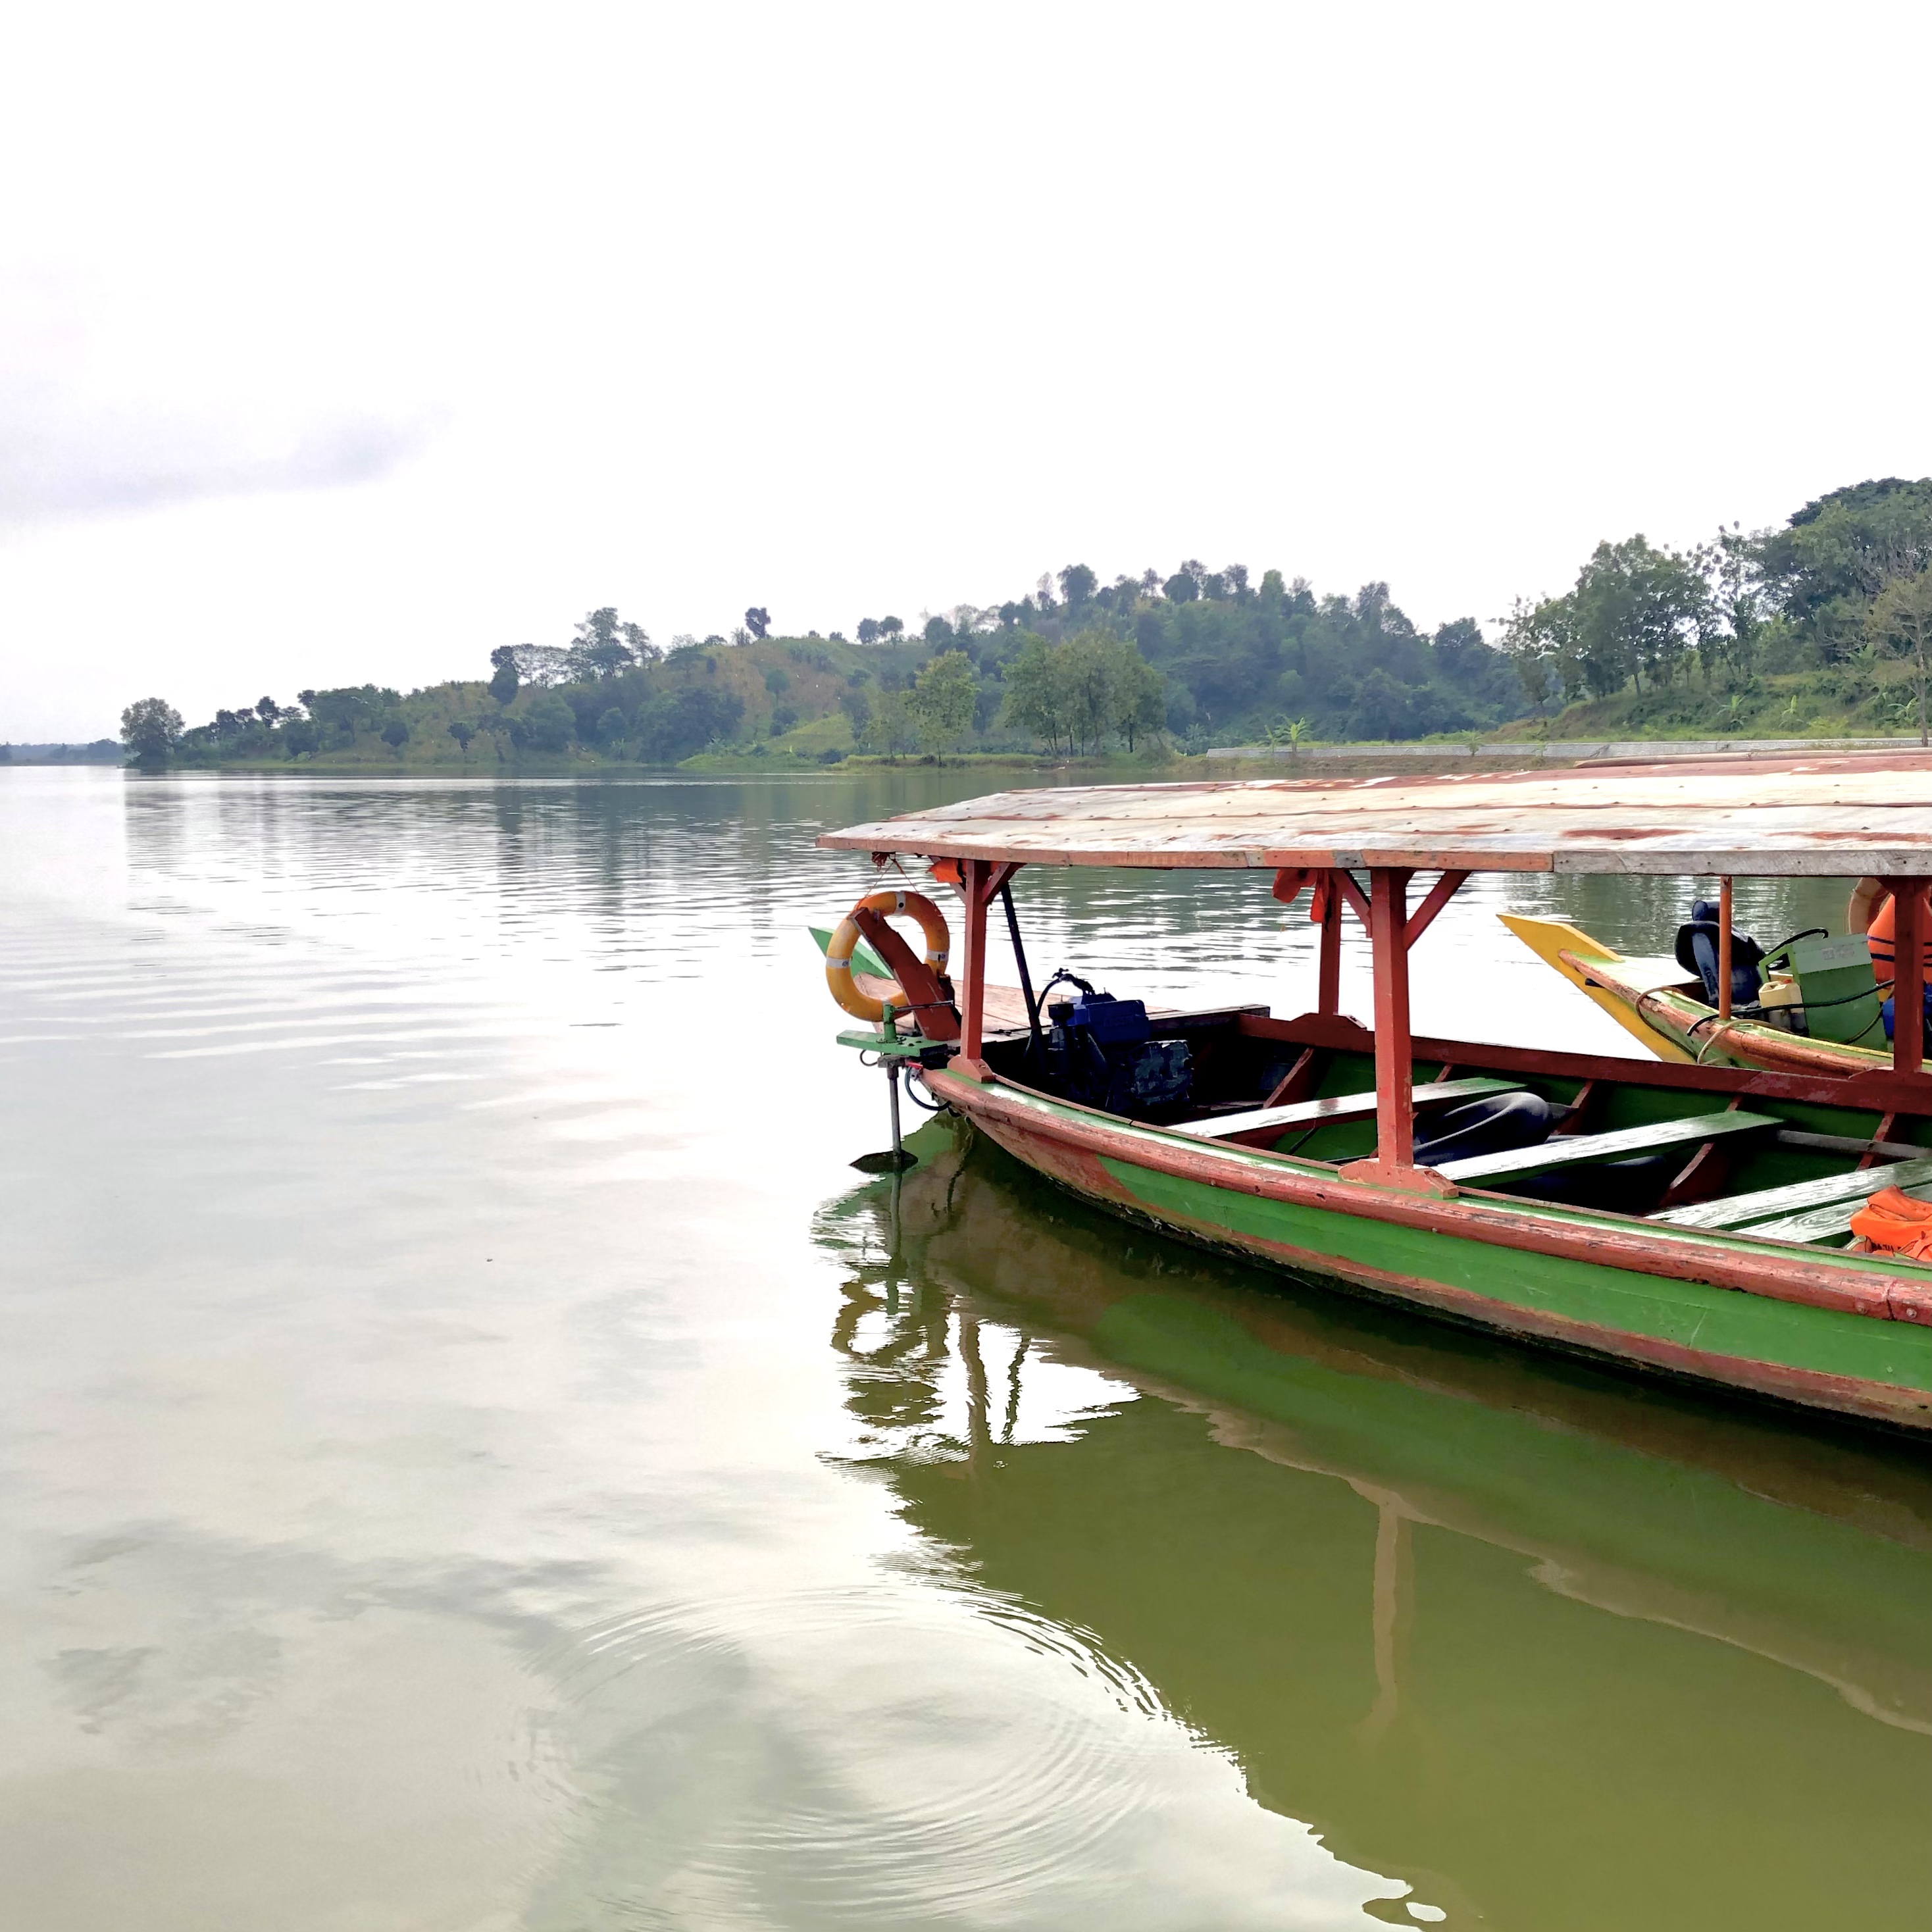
top-left (125, 571), bottom-right (1525, 769)
top-left (114, 478), bottom-right (1932, 768)
top-left (1498, 477), bottom-right (1932, 742)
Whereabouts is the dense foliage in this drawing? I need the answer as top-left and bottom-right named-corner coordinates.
top-left (1500, 478), bottom-right (1932, 740)
top-left (894, 563), bottom-right (1523, 748)
top-left (132, 572), bottom-right (1525, 769)
top-left (117, 479), bottom-right (1932, 768)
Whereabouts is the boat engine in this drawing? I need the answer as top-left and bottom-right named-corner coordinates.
top-left (1041, 976), bottom-right (1191, 1115)
top-left (1674, 900), bottom-right (1764, 1009)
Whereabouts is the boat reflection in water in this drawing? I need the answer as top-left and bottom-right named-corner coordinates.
top-left (815, 1119), bottom-right (1932, 1931)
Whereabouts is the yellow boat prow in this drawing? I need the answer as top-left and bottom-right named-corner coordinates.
top-left (1498, 913), bottom-right (1694, 1063)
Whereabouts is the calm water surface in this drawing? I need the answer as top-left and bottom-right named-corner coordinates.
top-left (1, 767), bottom-right (1927, 1931)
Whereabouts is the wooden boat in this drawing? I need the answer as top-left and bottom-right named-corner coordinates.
top-left (817, 1120), bottom-right (1932, 1742)
top-left (817, 753), bottom-right (1932, 1434)
top-left (1501, 903), bottom-right (1899, 1075)
top-left (817, 1127), bottom-right (1932, 1917)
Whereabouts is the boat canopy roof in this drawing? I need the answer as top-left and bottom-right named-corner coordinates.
top-left (819, 752), bottom-right (1932, 877)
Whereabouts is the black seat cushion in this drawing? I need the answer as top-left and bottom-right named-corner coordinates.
top-left (1413, 1092), bottom-right (1556, 1169)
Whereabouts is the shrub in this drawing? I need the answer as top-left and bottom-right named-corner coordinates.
top-left (523, 694), bottom-right (576, 753)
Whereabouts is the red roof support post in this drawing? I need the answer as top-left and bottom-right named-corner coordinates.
top-left (1372, 867), bottom-right (1415, 1167)
top-left (956, 857), bottom-right (994, 1079)
top-left (1718, 876), bottom-right (1734, 1022)
top-left (1340, 866), bottom-right (1456, 1196)
top-left (1894, 878), bottom-right (1925, 1079)
top-left (1315, 872), bottom-right (1342, 1015)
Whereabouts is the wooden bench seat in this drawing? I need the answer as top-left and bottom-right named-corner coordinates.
top-left (1436, 1110), bottom-right (1780, 1188)
top-left (1746, 1187), bottom-right (1932, 1247)
top-left (1653, 1155), bottom-right (1932, 1233)
top-left (1177, 1077), bottom-right (1525, 1144)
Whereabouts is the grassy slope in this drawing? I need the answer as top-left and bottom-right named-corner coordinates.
top-left (1488, 662), bottom-right (1927, 743)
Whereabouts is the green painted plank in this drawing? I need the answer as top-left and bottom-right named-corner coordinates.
top-left (808, 923), bottom-right (890, 980)
top-left (1656, 1155), bottom-right (1932, 1231)
top-left (834, 1028), bottom-right (932, 1058)
top-left (1100, 1152), bottom-right (1932, 1396)
top-left (1179, 1077), bottom-right (1523, 1143)
top-left (1749, 1184), bottom-right (1932, 1248)
top-left (1437, 1111), bottom-right (1780, 1187)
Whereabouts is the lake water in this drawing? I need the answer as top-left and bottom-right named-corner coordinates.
top-left (1, 765), bottom-right (1927, 1931)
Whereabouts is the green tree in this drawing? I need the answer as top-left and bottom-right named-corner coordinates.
top-left (1109, 642), bottom-right (1166, 751)
top-left (1055, 630), bottom-right (1119, 753)
top-left (381, 719), bottom-right (411, 751)
top-left (120, 697), bottom-right (183, 763)
top-left (523, 693), bottom-right (576, 753)
top-left (569, 608), bottom-right (643, 680)
top-left (907, 649), bottom-right (977, 761)
top-left (861, 688), bottom-right (917, 760)
top-left (447, 719), bottom-right (476, 758)
top-left (1504, 538), bottom-right (1710, 701)
top-left (1057, 563), bottom-right (1098, 612)
top-left (488, 646), bottom-right (519, 707)
top-left (1868, 566), bottom-right (1932, 746)
top-left (998, 632), bottom-right (1070, 753)
top-left (1745, 478), bottom-right (1932, 657)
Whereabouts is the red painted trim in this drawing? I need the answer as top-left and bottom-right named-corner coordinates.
top-left (930, 1071), bottom-right (1916, 1324)
top-left (1237, 1009), bottom-right (1932, 1115)
top-left (1261, 1047), bottom-right (1319, 1110)
top-left (958, 859), bottom-right (990, 1062)
top-left (1716, 875), bottom-right (1733, 1021)
top-left (1366, 869), bottom-right (1413, 1168)
top-left (1314, 875), bottom-right (1343, 1015)
top-left (1329, 867), bottom-right (1373, 928)
top-left (1896, 876), bottom-right (1925, 1077)
top-left (1404, 869), bottom-right (1469, 950)
top-left (850, 905), bottom-right (959, 1041)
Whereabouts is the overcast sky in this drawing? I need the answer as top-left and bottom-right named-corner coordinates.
top-left (3, 2), bottom-right (1929, 739)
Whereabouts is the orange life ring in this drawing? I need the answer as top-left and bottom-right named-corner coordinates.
top-left (825, 889), bottom-right (952, 1023)
top-left (1847, 877), bottom-right (1888, 936)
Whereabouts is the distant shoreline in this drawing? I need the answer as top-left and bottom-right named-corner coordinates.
top-left (64, 731), bottom-right (1929, 785)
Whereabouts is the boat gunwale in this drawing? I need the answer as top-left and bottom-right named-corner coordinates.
top-left (921, 1059), bottom-right (1932, 1329)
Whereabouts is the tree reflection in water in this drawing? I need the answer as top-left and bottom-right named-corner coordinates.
top-left (817, 1119), bottom-right (1932, 1932)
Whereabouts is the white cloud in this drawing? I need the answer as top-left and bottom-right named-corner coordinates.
top-left (1, 1), bottom-right (1929, 737)
top-left (0, 262), bottom-right (438, 524)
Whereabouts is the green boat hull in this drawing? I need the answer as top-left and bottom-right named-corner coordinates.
top-left (931, 1071), bottom-right (1932, 1433)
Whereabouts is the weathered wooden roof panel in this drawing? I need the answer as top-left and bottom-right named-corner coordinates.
top-left (818, 754), bottom-right (1932, 875)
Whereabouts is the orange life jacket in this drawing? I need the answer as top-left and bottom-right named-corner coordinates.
top-left (1849, 1185), bottom-right (1932, 1263)
top-left (1867, 886), bottom-right (1931, 994)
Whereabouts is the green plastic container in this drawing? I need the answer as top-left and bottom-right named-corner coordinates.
top-left (1785, 934), bottom-right (1883, 1043)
